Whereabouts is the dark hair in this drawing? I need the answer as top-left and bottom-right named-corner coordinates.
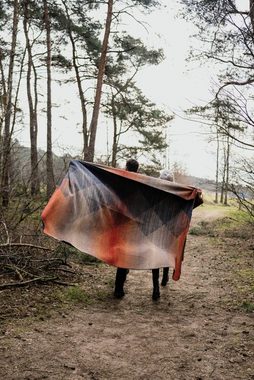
top-left (126, 158), bottom-right (139, 172)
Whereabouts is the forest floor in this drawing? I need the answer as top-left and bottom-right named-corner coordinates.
top-left (0, 203), bottom-right (254, 380)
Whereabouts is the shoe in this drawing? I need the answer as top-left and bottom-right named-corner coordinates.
top-left (152, 287), bottom-right (160, 301)
top-left (114, 289), bottom-right (125, 299)
top-left (161, 275), bottom-right (169, 287)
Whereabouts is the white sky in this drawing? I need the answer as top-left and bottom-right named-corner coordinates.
top-left (17, 0), bottom-right (249, 180)
top-left (133, 1), bottom-right (217, 178)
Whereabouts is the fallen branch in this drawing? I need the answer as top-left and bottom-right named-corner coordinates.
top-left (4, 264), bottom-right (34, 279)
top-left (12, 266), bottom-right (23, 281)
top-left (54, 268), bottom-right (76, 274)
top-left (52, 280), bottom-right (76, 286)
top-left (0, 314), bottom-right (14, 320)
top-left (0, 276), bottom-right (58, 289)
top-left (1, 221), bottom-right (10, 244)
top-left (31, 257), bottom-right (67, 262)
top-left (0, 243), bottom-right (54, 251)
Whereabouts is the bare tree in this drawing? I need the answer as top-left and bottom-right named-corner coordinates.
top-left (43, 0), bottom-right (55, 198)
top-left (61, 0), bottom-right (89, 159)
top-left (23, 0), bottom-right (40, 195)
top-left (181, 0), bottom-right (254, 213)
top-left (214, 130), bottom-right (220, 203)
top-left (1, 0), bottom-right (19, 207)
top-left (0, 48), bottom-right (7, 174)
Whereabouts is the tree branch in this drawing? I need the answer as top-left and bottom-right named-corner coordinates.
top-left (215, 79), bottom-right (254, 98)
top-left (0, 243), bottom-right (54, 251)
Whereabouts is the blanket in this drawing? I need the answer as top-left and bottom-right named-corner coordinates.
top-left (41, 160), bottom-right (203, 280)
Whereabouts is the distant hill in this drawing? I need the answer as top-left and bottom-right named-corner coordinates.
top-left (184, 175), bottom-right (217, 192)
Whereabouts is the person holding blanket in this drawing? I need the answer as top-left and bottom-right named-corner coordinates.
top-left (152, 169), bottom-right (174, 300)
top-left (114, 158), bottom-right (139, 299)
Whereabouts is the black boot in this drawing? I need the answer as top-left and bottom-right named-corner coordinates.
top-left (114, 288), bottom-right (125, 299)
top-left (114, 268), bottom-right (128, 298)
top-left (152, 285), bottom-right (160, 301)
top-left (152, 269), bottom-right (160, 300)
top-left (161, 267), bottom-right (169, 287)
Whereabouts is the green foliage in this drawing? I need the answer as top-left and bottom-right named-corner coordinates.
top-left (0, 0), bottom-right (8, 25)
top-left (229, 209), bottom-right (254, 224)
top-left (180, 0), bottom-right (254, 137)
top-left (141, 157), bottom-right (161, 176)
top-left (49, 1), bottom-right (102, 63)
top-left (238, 269), bottom-right (254, 283)
top-left (104, 80), bottom-right (173, 164)
top-left (134, 0), bottom-right (160, 9)
top-left (0, 0), bottom-right (167, 205)
top-left (241, 301), bottom-right (254, 313)
top-left (180, 0), bottom-right (236, 27)
top-left (51, 54), bottom-right (72, 71)
top-left (94, 289), bottom-right (111, 301)
top-left (180, 1), bottom-right (254, 218)
top-left (189, 220), bottom-right (214, 236)
top-left (189, 204), bottom-right (253, 238)
top-left (61, 286), bottom-right (91, 304)
top-left (113, 34), bottom-right (164, 67)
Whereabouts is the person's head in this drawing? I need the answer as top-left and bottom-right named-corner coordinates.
top-left (160, 169), bottom-right (174, 182)
top-left (126, 158), bottom-right (139, 172)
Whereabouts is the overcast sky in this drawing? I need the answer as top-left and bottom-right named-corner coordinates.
top-left (18, 0), bottom-right (230, 179)
top-left (134, 0), bottom-right (217, 178)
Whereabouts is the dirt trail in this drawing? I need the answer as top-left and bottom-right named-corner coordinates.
top-left (1, 207), bottom-right (253, 380)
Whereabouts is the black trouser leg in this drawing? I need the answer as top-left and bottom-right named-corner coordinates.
top-left (161, 267), bottom-right (169, 286)
top-left (114, 268), bottom-right (128, 298)
top-left (152, 268), bottom-right (160, 300)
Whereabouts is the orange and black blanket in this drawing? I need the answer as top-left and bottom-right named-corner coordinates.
top-left (42, 160), bottom-right (203, 280)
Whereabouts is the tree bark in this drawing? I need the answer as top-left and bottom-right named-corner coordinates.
top-left (250, 0), bottom-right (254, 32)
top-left (43, 0), bottom-right (55, 198)
top-left (0, 49), bottom-right (7, 177)
top-left (85, 0), bottom-right (114, 162)
top-left (23, 0), bottom-right (40, 195)
top-left (214, 130), bottom-right (219, 203)
top-left (62, 0), bottom-right (89, 159)
top-left (220, 141), bottom-right (226, 204)
top-left (111, 95), bottom-right (118, 167)
top-left (224, 132), bottom-right (230, 205)
top-left (1, 0), bottom-right (19, 207)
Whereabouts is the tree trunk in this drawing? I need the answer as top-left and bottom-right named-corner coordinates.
top-left (32, 55), bottom-right (40, 193)
top-left (250, 0), bottom-right (254, 32)
top-left (23, 0), bottom-right (40, 195)
top-left (0, 49), bottom-right (7, 178)
top-left (111, 95), bottom-right (118, 167)
top-left (9, 49), bottom-right (26, 190)
top-left (214, 130), bottom-right (219, 203)
top-left (224, 133), bottom-right (230, 206)
top-left (62, 0), bottom-right (89, 159)
top-left (1, 0), bottom-right (19, 207)
top-left (220, 142), bottom-right (226, 204)
top-left (85, 0), bottom-right (113, 162)
top-left (43, 0), bottom-right (55, 198)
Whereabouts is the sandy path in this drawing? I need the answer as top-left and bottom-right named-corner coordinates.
top-left (1, 207), bottom-right (253, 380)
